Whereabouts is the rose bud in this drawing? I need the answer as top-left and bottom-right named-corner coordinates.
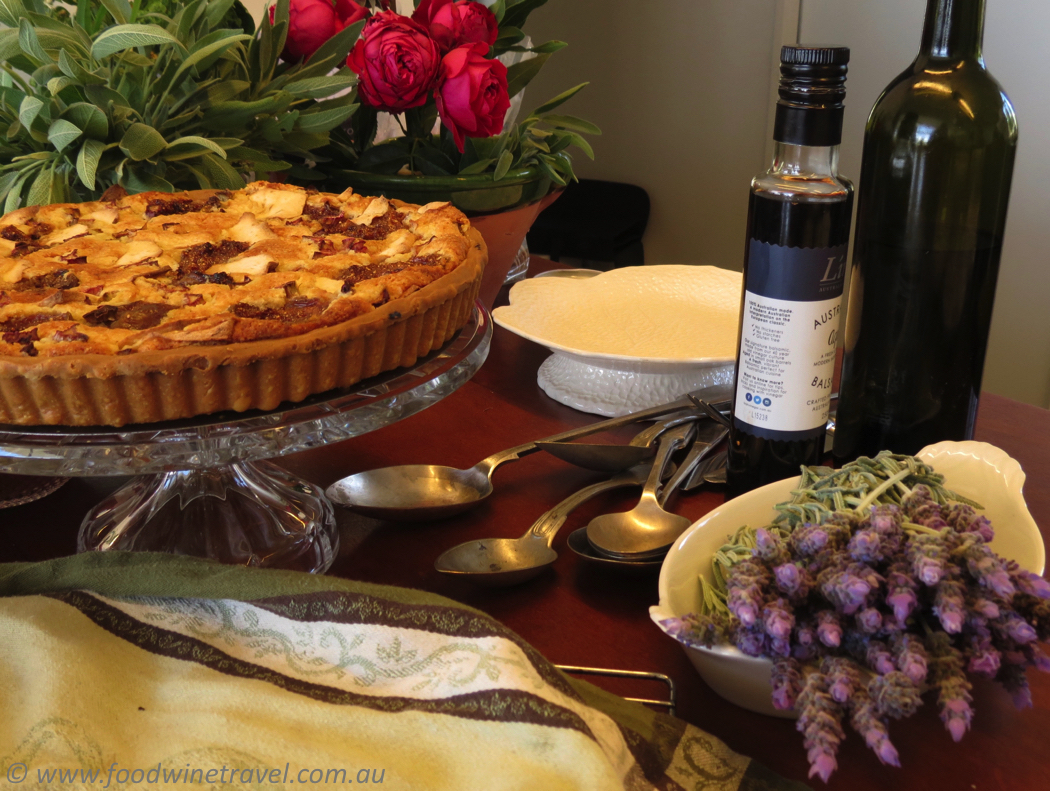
top-left (435, 43), bottom-right (510, 152)
top-left (348, 11), bottom-right (440, 113)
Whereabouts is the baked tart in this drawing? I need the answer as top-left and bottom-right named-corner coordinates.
top-left (0, 182), bottom-right (486, 426)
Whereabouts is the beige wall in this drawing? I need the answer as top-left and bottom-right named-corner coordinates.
top-left (522, 1), bottom-right (785, 270)
top-left (800, 0), bottom-right (1050, 407)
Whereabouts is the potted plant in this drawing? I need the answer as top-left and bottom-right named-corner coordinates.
top-left (285, 0), bottom-right (600, 305)
top-left (0, 0), bottom-right (362, 209)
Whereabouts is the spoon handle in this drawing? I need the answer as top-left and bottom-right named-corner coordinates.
top-left (524, 470), bottom-right (648, 546)
top-left (640, 423), bottom-right (695, 505)
top-left (658, 424), bottom-right (728, 506)
top-left (476, 391), bottom-right (730, 476)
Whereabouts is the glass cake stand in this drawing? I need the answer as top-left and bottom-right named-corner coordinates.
top-left (0, 304), bottom-right (492, 574)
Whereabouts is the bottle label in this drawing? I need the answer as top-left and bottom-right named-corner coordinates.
top-left (734, 240), bottom-right (847, 440)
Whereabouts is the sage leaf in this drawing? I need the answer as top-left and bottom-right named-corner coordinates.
top-left (62, 103), bottom-right (109, 140)
top-left (528, 84), bottom-right (588, 116)
top-left (97, 0), bottom-right (131, 26)
top-left (25, 164), bottom-right (55, 207)
top-left (120, 122), bottom-right (167, 161)
top-left (18, 19), bottom-right (51, 65)
top-left (494, 150), bottom-right (514, 180)
top-left (47, 118), bottom-right (81, 152)
top-left (76, 138), bottom-right (105, 190)
top-left (200, 152), bottom-right (245, 190)
top-left (91, 24), bottom-right (181, 60)
top-left (506, 53), bottom-right (550, 99)
top-left (541, 114), bottom-right (602, 135)
top-left (122, 166), bottom-right (175, 194)
top-left (285, 73), bottom-right (357, 99)
top-left (297, 103), bottom-right (356, 134)
top-left (17, 95), bottom-right (44, 130)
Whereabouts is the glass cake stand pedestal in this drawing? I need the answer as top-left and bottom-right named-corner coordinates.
top-left (0, 305), bottom-right (492, 574)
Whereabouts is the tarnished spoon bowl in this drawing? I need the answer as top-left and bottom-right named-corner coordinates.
top-left (326, 464), bottom-right (490, 522)
top-left (435, 463), bottom-right (655, 586)
top-left (435, 535), bottom-right (557, 587)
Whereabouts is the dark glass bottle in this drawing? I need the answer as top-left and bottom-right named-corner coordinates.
top-left (833, 0), bottom-right (1018, 462)
top-left (726, 46), bottom-right (854, 498)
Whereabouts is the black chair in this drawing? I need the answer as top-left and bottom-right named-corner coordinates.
top-left (527, 179), bottom-right (650, 270)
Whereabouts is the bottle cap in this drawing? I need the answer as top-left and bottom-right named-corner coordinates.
top-left (774, 45), bottom-right (850, 146)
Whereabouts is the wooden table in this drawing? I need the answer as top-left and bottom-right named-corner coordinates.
top-left (4, 259), bottom-right (1050, 790)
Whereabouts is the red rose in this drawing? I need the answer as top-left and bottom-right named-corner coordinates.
top-left (271, 0), bottom-right (368, 62)
top-left (333, 0), bottom-right (369, 32)
top-left (412, 0), bottom-right (498, 52)
top-left (454, 1), bottom-right (499, 49)
top-left (272, 0), bottom-right (337, 62)
top-left (435, 43), bottom-right (510, 152)
top-left (347, 11), bottom-right (440, 113)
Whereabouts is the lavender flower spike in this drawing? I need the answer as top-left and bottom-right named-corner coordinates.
top-left (821, 657), bottom-right (861, 704)
top-left (855, 607), bottom-right (883, 635)
top-left (796, 672), bottom-right (845, 783)
top-left (890, 633), bottom-right (929, 686)
top-left (869, 671), bottom-right (923, 719)
top-left (771, 657), bottom-right (803, 711)
top-left (754, 527), bottom-right (789, 564)
top-left (816, 610), bottom-right (843, 648)
top-left (965, 544), bottom-right (1016, 599)
top-left (763, 597), bottom-right (795, 641)
top-left (933, 577), bottom-right (967, 634)
top-left (848, 687), bottom-right (901, 768)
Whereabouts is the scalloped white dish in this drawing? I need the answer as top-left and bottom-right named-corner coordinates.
top-left (650, 441), bottom-right (1046, 718)
top-left (492, 266), bottom-right (741, 416)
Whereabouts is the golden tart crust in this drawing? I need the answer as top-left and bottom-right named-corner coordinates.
top-left (0, 182), bottom-right (486, 426)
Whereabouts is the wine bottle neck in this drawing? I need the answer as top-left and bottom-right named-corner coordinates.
top-left (769, 142), bottom-right (841, 180)
top-left (919, 0), bottom-right (985, 61)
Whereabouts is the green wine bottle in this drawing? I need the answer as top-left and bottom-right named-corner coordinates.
top-left (833, 0), bottom-right (1017, 462)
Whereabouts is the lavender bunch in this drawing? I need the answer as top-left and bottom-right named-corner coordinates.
top-left (669, 451), bottom-right (1050, 782)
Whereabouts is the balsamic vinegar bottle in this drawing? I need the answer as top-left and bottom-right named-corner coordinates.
top-left (726, 46), bottom-right (854, 498)
top-left (833, 0), bottom-right (1018, 461)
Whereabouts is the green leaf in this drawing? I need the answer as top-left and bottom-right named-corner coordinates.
top-left (120, 122), bottom-right (167, 160)
top-left (203, 80), bottom-right (251, 105)
top-left (0, 0), bottom-right (33, 29)
top-left (284, 73), bottom-right (357, 100)
top-left (172, 32), bottom-right (251, 82)
top-left (17, 95), bottom-right (44, 130)
top-left (560, 130), bottom-right (594, 159)
top-left (457, 157), bottom-right (497, 175)
top-left (200, 93), bottom-right (293, 130)
top-left (25, 164), bottom-right (55, 207)
top-left (46, 118), bottom-right (81, 152)
top-left (199, 151), bottom-right (245, 189)
top-left (304, 19), bottom-right (364, 69)
top-left (163, 135), bottom-right (228, 159)
top-left (528, 83), bottom-right (588, 117)
top-left (76, 138), bottom-right (105, 190)
top-left (521, 40), bottom-right (567, 55)
top-left (3, 166), bottom-right (35, 212)
top-left (18, 19), bottom-right (51, 64)
top-left (46, 76), bottom-right (77, 96)
top-left (354, 139), bottom-right (411, 174)
top-left (226, 146), bottom-right (291, 172)
top-left (98, 0), bottom-right (131, 25)
top-left (91, 24), bottom-right (182, 60)
top-left (84, 84), bottom-right (132, 111)
top-left (505, 53), bottom-right (551, 99)
top-left (494, 149), bottom-right (513, 180)
top-left (501, 0), bottom-right (550, 30)
top-left (121, 166), bottom-right (175, 194)
top-left (541, 114), bottom-right (602, 135)
top-left (58, 49), bottom-right (106, 85)
top-left (0, 28), bottom-right (21, 62)
top-left (62, 103), bottom-right (109, 140)
top-left (204, 0), bottom-right (237, 29)
top-left (297, 102), bottom-right (356, 134)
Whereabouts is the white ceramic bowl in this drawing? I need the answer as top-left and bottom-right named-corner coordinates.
top-left (650, 441), bottom-right (1046, 718)
top-left (493, 265), bottom-right (740, 416)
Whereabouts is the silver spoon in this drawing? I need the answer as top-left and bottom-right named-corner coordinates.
top-left (326, 387), bottom-right (727, 521)
top-left (566, 527), bottom-right (665, 573)
top-left (434, 463), bottom-right (655, 586)
top-left (534, 409), bottom-right (699, 472)
top-left (585, 422), bottom-right (697, 559)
